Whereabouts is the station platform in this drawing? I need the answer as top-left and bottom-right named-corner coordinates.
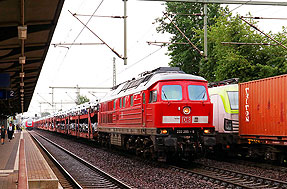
top-left (0, 130), bottom-right (60, 189)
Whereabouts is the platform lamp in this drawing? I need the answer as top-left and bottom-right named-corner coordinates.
top-left (20, 89), bottom-right (24, 93)
top-left (19, 72), bottom-right (25, 78)
top-left (18, 26), bottom-right (27, 40)
top-left (19, 56), bottom-right (26, 64)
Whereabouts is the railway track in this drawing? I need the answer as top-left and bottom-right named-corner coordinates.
top-left (169, 163), bottom-right (287, 189)
top-left (30, 131), bottom-right (132, 189)
top-left (226, 158), bottom-right (287, 173)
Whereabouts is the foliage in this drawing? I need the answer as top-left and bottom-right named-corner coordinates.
top-left (75, 94), bottom-right (90, 105)
top-left (200, 12), bottom-right (287, 82)
top-left (156, 2), bottom-right (222, 75)
top-left (157, 3), bottom-right (287, 82)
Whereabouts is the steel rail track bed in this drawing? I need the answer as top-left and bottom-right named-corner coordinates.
top-left (30, 132), bottom-right (132, 189)
top-left (169, 163), bottom-right (287, 189)
top-left (225, 158), bottom-right (287, 173)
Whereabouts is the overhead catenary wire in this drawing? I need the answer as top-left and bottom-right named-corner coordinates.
top-left (51, 0), bottom-right (105, 84)
top-left (70, 0), bottom-right (105, 47)
top-left (73, 14), bottom-right (124, 19)
top-left (228, 0), bottom-right (253, 12)
top-left (96, 46), bottom-right (164, 85)
top-left (51, 43), bottom-right (104, 47)
top-left (221, 42), bottom-right (278, 46)
top-left (240, 16), bottom-right (287, 49)
top-left (163, 12), bottom-right (203, 56)
top-left (241, 16), bottom-right (287, 20)
top-left (147, 41), bottom-right (189, 46)
top-left (69, 10), bottom-right (124, 59)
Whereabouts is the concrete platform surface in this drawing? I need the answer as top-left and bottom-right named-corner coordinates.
top-left (0, 130), bottom-right (60, 189)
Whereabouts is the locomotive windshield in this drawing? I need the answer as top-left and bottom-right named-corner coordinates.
top-left (227, 91), bottom-right (238, 110)
top-left (188, 85), bottom-right (207, 101)
top-left (161, 85), bottom-right (182, 100)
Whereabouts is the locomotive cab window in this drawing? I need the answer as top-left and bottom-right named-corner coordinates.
top-left (188, 85), bottom-right (207, 101)
top-left (161, 85), bottom-right (182, 101)
top-left (149, 90), bottom-right (157, 103)
top-left (227, 91), bottom-right (239, 110)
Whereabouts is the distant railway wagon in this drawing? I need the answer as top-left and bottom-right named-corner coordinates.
top-left (35, 67), bottom-right (215, 161)
top-left (239, 74), bottom-right (287, 162)
top-left (25, 118), bottom-right (34, 130)
top-left (35, 104), bottom-right (98, 140)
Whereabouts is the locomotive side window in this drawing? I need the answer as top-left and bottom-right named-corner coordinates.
top-left (149, 90), bottom-right (157, 103)
top-left (227, 91), bottom-right (239, 110)
top-left (130, 95), bottom-right (134, 106)
top-left (123, 97), bottom-right (126, 108)
top-left (142, 93), bottom-right (145, 104)
top-left (113, 100), bottom-right (116, 110)
top-left (119, 98), bottom-right (122, 108)
top-left (161, 85), bottom-right (182, 100)
top-left (188, 85), bottom-right (208, 101)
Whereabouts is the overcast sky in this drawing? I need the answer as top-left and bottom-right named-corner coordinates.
top-left (26, 0), bottom-right (287, 116)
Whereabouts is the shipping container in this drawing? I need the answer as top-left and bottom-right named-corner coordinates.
top-left (239, 74), bottom-right (287, 144)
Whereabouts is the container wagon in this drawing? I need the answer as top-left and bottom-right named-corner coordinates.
top-left (239, 74), bottom-right (287, 163)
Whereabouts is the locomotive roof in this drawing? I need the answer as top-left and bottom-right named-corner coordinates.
top-left (208, 84), bottom-right (238, 95)
top-left (101, 68), bottom-right (206, 102)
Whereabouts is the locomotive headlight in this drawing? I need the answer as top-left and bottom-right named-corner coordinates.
top-left (183, 106), bottom-right (191, 115)
top-left (203, 129), bottom-right (210, 134)
top-left (161, 129), bottom-right (168, 134)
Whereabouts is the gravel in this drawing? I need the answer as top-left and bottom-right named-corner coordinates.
top-left (195, 158), bottom-right (287, 181)
top-left (34, 130), bottom-right (218, 188)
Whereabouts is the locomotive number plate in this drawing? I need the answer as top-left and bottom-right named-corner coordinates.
top-left (182, 116), bottom-right (191, 123)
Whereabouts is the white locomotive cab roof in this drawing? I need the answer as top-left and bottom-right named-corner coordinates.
top-left (100, 72), bottom-right (206, 103)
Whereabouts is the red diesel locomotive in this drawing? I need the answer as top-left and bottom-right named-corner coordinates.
top-left (35, 67), bottom-right (215, 161)
top-left (98, 67), bottom-right (215, 160)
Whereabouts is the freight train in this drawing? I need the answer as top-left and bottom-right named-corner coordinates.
top-left (209, 75), bottom-right (287, 164)
top-left (35, 67), bottom-right (215, 161)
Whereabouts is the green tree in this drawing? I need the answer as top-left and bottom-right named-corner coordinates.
top-left (200, 12), bottom-right (287, 82)
top-left (156, 2), bottom-right (222, 75)
top-left (157, 3), bottom-right (287, 82)
top-left (75, 94), bottom-right (90, 105)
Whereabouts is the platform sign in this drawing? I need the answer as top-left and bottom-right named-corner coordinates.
top-left (0, 73), bottom-right (10, 88)
top-left (0, 90), bottom-right (14, 99)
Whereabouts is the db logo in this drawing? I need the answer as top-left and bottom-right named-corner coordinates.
top-left (182, 116), bottom-right (191, 123)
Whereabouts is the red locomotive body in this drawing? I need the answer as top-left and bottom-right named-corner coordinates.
top-left (98, 67), bottom-right (215, 160)
top-left (25, 118), bottom-right (34, 130)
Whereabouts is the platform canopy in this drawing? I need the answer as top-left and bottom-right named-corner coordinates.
top-left (0, 0), bottom-right (65, 116)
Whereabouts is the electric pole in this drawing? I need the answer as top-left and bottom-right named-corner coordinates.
top-left (113, 57), bottom-right (116, 87)
top-left (123, 0), bottom-right (128, 65)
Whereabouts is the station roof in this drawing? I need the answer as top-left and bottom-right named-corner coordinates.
top-left (0, 0), bottom-right (65, 116)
